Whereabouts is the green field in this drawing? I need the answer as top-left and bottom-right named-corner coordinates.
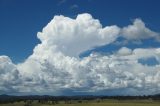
top-left (0, 99), bottom-right (160, 106)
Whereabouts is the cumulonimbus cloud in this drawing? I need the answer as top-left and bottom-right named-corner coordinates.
top-left (37, 13), bottom-right (120, 57)
top-left (0, 13), bottom-right (160, 95)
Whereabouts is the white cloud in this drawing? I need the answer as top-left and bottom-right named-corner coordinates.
top-left (37, 13), bottom-right (120, 57)
top-left (117, 47), bottom-right (132, 55)
top-left (0, 56), bottom-right (20, 93)
top-left (121, 18), bottom-right (160, 40)
top-left (0, 13), bottom-right (160, 95)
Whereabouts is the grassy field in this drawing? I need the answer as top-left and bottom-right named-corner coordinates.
top-left (0, 99), bottom-right (160, 106)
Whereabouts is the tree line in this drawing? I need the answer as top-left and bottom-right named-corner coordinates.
top-left (0, 94), bottom-right (160, 104)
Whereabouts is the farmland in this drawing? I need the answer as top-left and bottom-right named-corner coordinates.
top-left (0, 99), bottom-right (160, 106)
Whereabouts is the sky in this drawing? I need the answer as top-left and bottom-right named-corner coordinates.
top-left (0, 0), bottom-right (160, 95)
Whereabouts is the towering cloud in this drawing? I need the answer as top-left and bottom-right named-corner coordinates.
top-left (37, 13), bottom-right (120, 57)
top-left (0, 13), bottom-right (160, 95)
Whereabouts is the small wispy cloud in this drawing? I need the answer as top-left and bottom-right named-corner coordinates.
top-left (57, 0), bottom-right (66, 6)
top-left (87, 0), bottom-right (93, 2)
top-left (70, 4), bottom-right (79, 9)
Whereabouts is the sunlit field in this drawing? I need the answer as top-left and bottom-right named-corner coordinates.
top-left (1, 99), bottom-right (160, 106)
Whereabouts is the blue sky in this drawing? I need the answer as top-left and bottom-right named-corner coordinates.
top-left (0, 0), bottom-right (160, 63)
top-left (0, 0), bottom-right (160, 95)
